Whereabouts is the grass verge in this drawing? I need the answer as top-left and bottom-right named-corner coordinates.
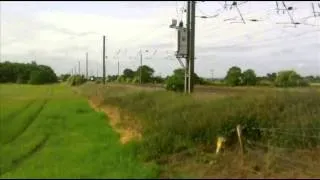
top-left (0, 84), bottom-right (159, 178)
top-left (79, 83), bottom-right (320, 178)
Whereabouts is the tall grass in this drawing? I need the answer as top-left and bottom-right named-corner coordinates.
top-left (80, 84), bottom-right (320, 160)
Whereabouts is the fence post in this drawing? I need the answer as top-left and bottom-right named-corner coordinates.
top-left (236, 124), bottom-right (244, 165)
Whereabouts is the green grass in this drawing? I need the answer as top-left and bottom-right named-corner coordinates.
top-left (0, 84), bottom-right (159, 178)
top-left (79, 83), bottom-right (320, 161)
top-left (311, 83), bottom-right (320, 86)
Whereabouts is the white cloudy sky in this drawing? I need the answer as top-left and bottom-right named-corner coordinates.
top-left (1, 1), bottom-right (320, 78)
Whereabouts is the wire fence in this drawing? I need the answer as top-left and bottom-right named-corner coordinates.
top-left (221, 124), bottom-right (320, 177)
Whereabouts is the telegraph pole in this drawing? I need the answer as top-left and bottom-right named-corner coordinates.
top-left (102, 35), bottom-right (106, 84)
top-left (184, 1), bottom-right (190, 93)
top-left (86, 52), bottom-right (88, 79)
top-left (139, 50), bottom-right (142, 84)
top-left (117, 59), bottom-right (120, 77)
top-left (78, 61), bottom-right (80, 76)
top-left (96, 63), bottom-right (98, 78)
top-left (188, 1), bottom-right (196, 93)
top-left (186, 1), bottom-right (191, 94)
top-left (210, 69), bottom-right (214, 81)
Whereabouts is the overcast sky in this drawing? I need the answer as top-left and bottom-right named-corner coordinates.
top-left (1, 1), bottom-right (320, 78)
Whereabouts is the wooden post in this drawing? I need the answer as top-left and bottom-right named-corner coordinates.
top-left (102, 36), bottom-right (106, 84)
top-left (236, 124), bottom-right (244, 165)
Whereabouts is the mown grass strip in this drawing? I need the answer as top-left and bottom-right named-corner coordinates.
top-left (0, 100), bottom-right (36, 123)
top-left (0, 84), bottom-right (160, 178)
top-left (0, 134), bottom-right (50, 176)
top-left (0, 100), bottom-right (48, 145)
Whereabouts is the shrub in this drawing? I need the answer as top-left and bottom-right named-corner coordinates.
top-left (275, 70), bottom-right (309, 87)
top-left (95, 79), bottom-right (102, 84)
top-left (116, 75), bottom-right (125, 83)
top-left (67, 75), bottom-right (86, 86)
top-left (131, 77), bottom-right (139, 84)
top-left (165, 75), bottom-right (184, 92)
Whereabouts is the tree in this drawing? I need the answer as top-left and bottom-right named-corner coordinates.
top-left (123, 68), bottom-right (135, 79)
top-left (305, 75), bottom-right (320, 83)
top-left (60, 74), bottom-right (71, 82)
top-left (107, 75), bottom-right (118, 82)
top-left (116, 75), bottom-right (126, 83)
top-left (28, 71), bottom-right (44, 84)
top-left (172, 68), bottom-right (204, 84)
top-left (165, 68), bottom-right (204, 92)
top-left (135, 65), bottom-right (155, 83)
top-left (0, 61), bottom-right (58, 84)
top-left (225, 66), bottom-right (242, 86)
top-left (165, 74), bottom-right (184, 92)
top-left (152, 76), bottom-right (164, 84)
top-left (242, 69), bottom-right (257, 85)
top-left (266, 72), bottom-right (277, 82)
top-left (275, 70), bottom-right (308, 87)
top-left (67, 75), bottom-right (86, 86)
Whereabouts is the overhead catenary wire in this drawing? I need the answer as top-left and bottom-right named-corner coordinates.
top-left (65, 1), bottom-right (320, 77)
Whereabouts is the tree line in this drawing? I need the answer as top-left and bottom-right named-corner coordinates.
top-left (56, 63), bottom-right (320, 90)
top-left (224, 66), bottom-right (319, 87)
top-left (0, 61), bottom-right (58, 84)
top-left (2, 60), bottom-right (317, 89)
top-left (60, 64), bottom-right (320, 89)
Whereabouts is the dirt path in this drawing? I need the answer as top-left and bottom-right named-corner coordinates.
top-left (88, 96), bottom-right (141, 144)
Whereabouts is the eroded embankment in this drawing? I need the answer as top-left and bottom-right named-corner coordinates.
top-left (88, 96), bottom-right (141, 144)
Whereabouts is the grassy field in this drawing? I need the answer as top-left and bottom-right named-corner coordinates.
top-left (0, 84), bottom-right (159, 178)
top-left (79, 83), bottom-right (320, 178)
top-left (1, 82), bottom-right (320, 178)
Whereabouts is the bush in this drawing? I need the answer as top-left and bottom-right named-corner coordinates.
top-left (275, 70), bottom-right (309, 87)
top-left (257, 79), bottom-right (273, 86)
top-left (125, 78), bottom-right (132, 83)
top-left (131, 77), bottom-right (139, 84)
top-left (116, 75), bottom-right (126, 83)
top-left (165, 75), bottom-right (184, 92)
top-left (95, 79), bottom-right (102, 84)
top-left (67, 75), bottom-right (86, 86)
top-left (60, 74), bottom-right (71, 82)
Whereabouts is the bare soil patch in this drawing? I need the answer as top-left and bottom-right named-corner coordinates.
top-left (88, 96), bottom-right (141, 144)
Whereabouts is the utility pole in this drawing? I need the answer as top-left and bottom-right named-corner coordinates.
top-left (210, 69), bottom-right (214, 81)
top-left (186, 2), bottom-right (191, 93)
top-left (78, 61), bottom-right (80, 76)
top-left (102, 35), bottom-right (106, 84)
top-left (188, 1), bottom-right (196, 93)
top-left (96, 63), bottom-right (99, 78)
top-left (86, 52), bottom-right (88, 79)
top-left (139, 50), bottom-right (142, 84)
top-left (117, 59), bottom-right (120, 77)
